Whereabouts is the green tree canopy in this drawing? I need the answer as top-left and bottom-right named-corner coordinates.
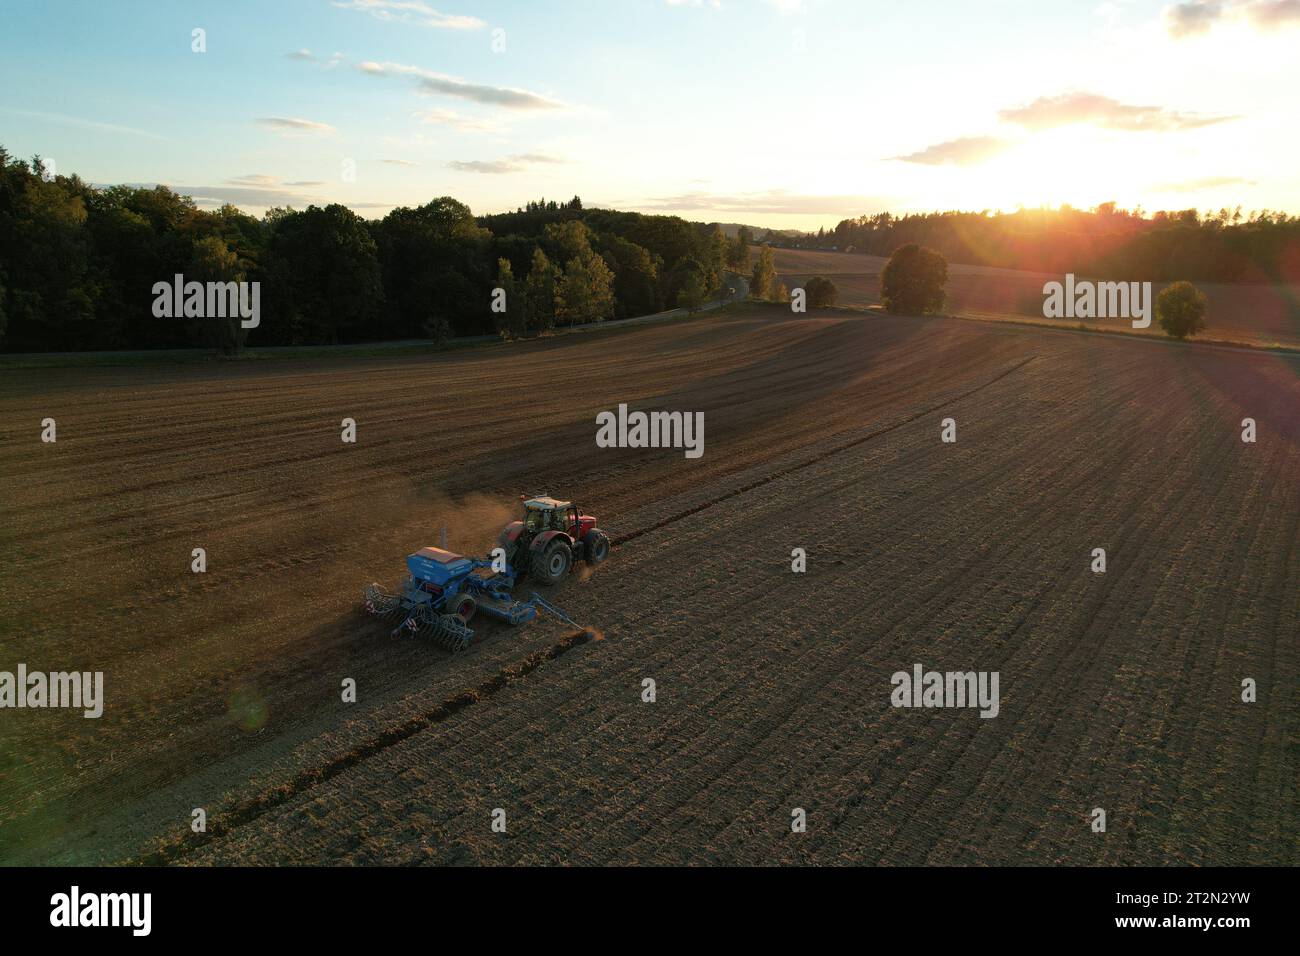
top-left (597, 234), bottom-right (661, 318)
top-left (493, 256), bottom-right (524, 339)
top-left (677, 271), bottom-right (707, 312)
top-left (750, 245), bottom-right (777, 300)
top-left (524, 246), bottom-right (559, 334)
top-left (803, 275), bottom-right (838, 308)
top-left (727, 225), bottom-right (752, 269)
top-left (880, 243), bottom-right (947, 314)
top-left (262, 204), bottom-right (383, 344)
top-left (374, 197), bottom-right (489, 339)
top-left (1156, 281), bottom-right (1209, 340)
top-left (555, 252), bottom-right (615, 326)
top-left (188, 236), bottom-right (248, 354)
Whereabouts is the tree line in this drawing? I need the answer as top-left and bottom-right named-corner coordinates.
top-left (0, 147), bottom-right (750, 353)
top-left (828, 204), bottom-right (1300, 284)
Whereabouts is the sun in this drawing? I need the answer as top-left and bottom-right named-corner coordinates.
top-left (968, 127), bottom-right (1156, 212)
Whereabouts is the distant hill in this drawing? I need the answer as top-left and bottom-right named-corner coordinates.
top-left (711, 221), bottom-right (810, 243)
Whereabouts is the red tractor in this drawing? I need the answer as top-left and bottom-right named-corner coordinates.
top-left (497, 496), bottom-right (610, 585)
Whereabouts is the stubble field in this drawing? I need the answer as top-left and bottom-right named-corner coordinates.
top-left (1, 305), bottom-right (1296, 865)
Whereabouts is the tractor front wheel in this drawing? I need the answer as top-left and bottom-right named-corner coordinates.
top-left (533, 539), bottom-right (572, 586)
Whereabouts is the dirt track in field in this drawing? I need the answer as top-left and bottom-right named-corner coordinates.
top-left (0, 305), bottom-right (1296, 865)
top-left (771, 247), bottom-right (1300, 351)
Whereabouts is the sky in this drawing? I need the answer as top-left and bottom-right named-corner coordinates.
top-left (2, 0), bottom-right (1298, 231)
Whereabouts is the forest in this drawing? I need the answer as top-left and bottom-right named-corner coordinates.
top-left (0, 148), bottom-right (745, 353)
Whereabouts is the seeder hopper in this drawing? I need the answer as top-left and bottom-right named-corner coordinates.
top-left (363, 546), bottom-right (583, 652)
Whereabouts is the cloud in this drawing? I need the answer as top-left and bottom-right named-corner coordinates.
top-left (380, 159), bottom-right (419, 166)
top-left (170, 184), bottom-right (321, 208)
top-left (1247, 0), bottom-right (1300, 27)
top-left (636, 189), bottom-right (889, 216)
top-left (890, 135), bottom-right (1009, 165)
top-left (893, 93), bottom-right (1237, 172)
top-left (285, 49), bottom-right (346, 68)
top-left (116, 181), bottom-right (394, 215)
top-left (225, 174), bottom-right (328, 189)
top-left (0, 106), bottom-right (167, 141)
top-left (1163, 0), bottom-right (1227, 35)
top-left (358, 61), bottom-right (565, 110)
top-left (412, 107), bottom-right (505, 132)
top-left (255, 116), bottom-right (338, 135)
top-left (446, 153), bottom-right (566, 174)
top-left (168, 175), bottom-right (334, 207)
top-left (998, 92), bottom-right (1236, 131)
top-left (1156, 175), bottom-right (1258, 191)
top-left (447, 160), bottom-right (521, 174)
top-left (409, 74), bottom-right (562, 111)
top-left (1162, 0), bottom-right (1300, 36)
top-left (332, 1), bottom-right (485, 29)
top-left (226, 174), bottom-right (280, 186)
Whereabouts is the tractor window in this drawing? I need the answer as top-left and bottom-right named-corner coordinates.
top-left (525, 509), bottom-right (545, 531)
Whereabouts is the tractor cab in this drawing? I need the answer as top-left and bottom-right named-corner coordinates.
top-left (523, 496), bottom-right (579, 535)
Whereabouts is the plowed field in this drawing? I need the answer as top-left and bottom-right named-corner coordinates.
top-left (1, 306), bottom-right (1295, 865)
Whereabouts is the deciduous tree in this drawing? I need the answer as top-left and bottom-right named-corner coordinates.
top-left (804, 275), bottom-right (838, 308)
top-left (880, 243), bottom-right (947, 314)
top-left (750, 245), bottom-right (776, 300)
top-left (524, 246), bottom-right (558, 333)
top-left (1156, 280), bottom-right (1208, 340)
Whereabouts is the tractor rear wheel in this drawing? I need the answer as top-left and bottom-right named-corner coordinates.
top-left (532, 539), bottom-right (572, 586)
top-left (582, 529), bottom-right (610, 565)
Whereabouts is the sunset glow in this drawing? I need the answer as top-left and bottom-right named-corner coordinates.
top-left (2, 1), bottom-right (1297, 229)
